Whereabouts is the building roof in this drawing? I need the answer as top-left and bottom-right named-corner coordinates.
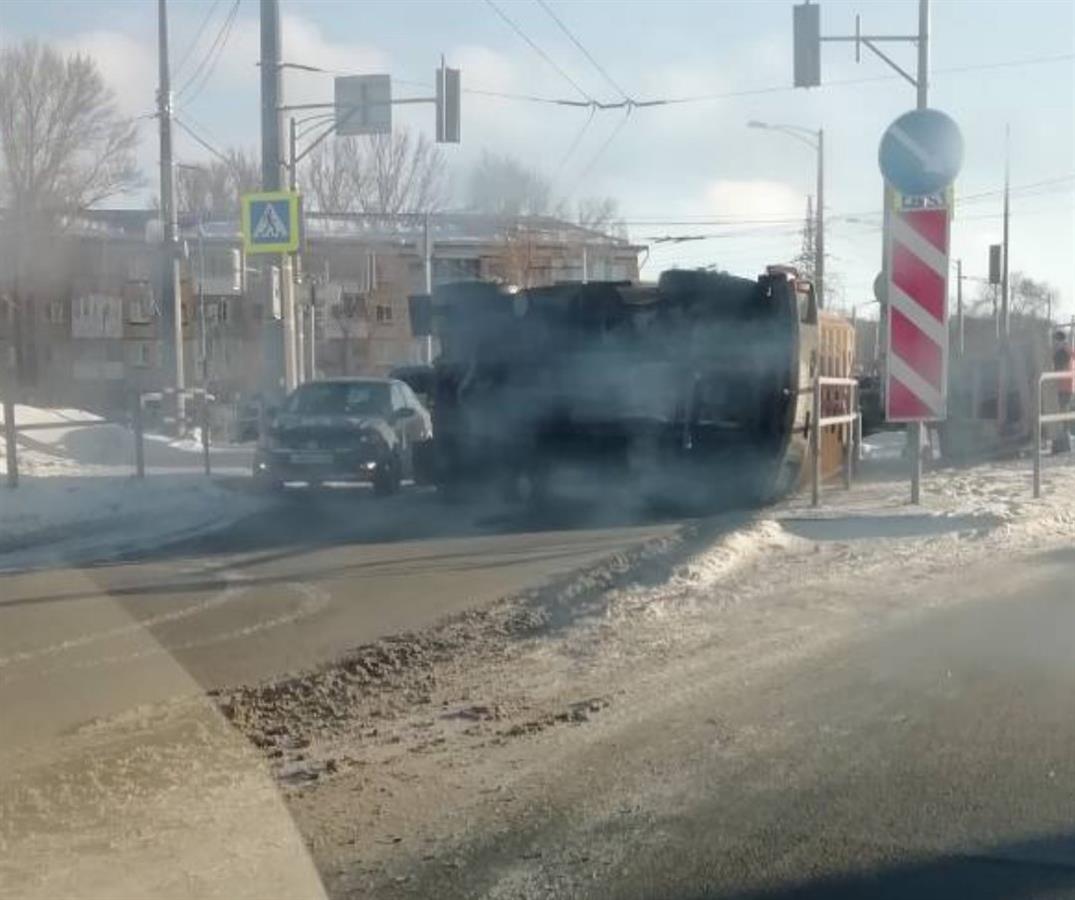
top-left (63, 209), bottom-right (640, 251)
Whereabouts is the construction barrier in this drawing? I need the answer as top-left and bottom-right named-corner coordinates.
top-left (811, 376), bottom-right (860, 508)
top-left (1033, 370), bottom-right (1075, 498)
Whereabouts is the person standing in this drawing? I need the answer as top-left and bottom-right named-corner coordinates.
top-left (1051, 330), bottom-right (1072, 453)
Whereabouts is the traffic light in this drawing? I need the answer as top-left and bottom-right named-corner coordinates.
top-left (989, 244), bottom-right (1003, 285)
top-left (793, 3), bottom-right (821, 88)
top-left (436, 64), bottom-right (460, 144)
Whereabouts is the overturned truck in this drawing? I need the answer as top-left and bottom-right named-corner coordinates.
top-left (429, 268), bottom-right (820, 510)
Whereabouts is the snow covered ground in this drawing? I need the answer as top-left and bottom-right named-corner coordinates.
top-left (0, 404), bottom-right (262, 570)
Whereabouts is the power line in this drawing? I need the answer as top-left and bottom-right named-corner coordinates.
top-left (483, 0), bottom-right (594, 103)
top-left (566, 105), bottom-right (633, 196)
top-left (174, 116), bottom-right (236, 169)
top-left (535, 0), bottom-right (630, 101)
top-left (556, 105), bottom-right (597, 171)
top-left (173, 0), bottom-right (223, 80)
top-left (176, 0), bottom-right (241, 106)
top-left (655, 51), bottom-right (1075, 106)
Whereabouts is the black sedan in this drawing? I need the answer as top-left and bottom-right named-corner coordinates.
top-left (253, 378), bottom-right (432, 494)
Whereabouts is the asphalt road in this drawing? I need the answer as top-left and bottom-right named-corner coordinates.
top-left (396, 547), bottom-right (1075, 900)
top-left (0, 485), bottom-right (681, 744)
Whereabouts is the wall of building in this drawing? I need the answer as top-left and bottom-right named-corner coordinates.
top-left (1, 215), bottom-right (642, 412)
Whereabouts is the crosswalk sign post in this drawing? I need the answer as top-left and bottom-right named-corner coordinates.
top-left (242, 191), bottom-right (301, 255)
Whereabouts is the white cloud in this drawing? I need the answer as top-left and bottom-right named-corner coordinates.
top-left (57, 30), bottom-right (156, 118)
top-left (704, 179), bottom-right (803, 220)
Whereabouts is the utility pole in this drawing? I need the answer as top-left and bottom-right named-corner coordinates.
top-left (956, 258), bottom-right (964, 357)
top-left (909, 0), bottom-right (930, 505)
top-left (260, 0), bottom-right (292, 393)
top-left (816, 127), bottom-right (824, 309)
top-left (157, 0), bottom-right (185, 434)
top-left (1001, 123), bottom-right (1011, 338)
top-left (422, 214), bottom-right (434, 365)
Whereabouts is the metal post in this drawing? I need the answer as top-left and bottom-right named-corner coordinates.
top-left (201, 390), bottom-right (211, 476)
top-left (4, 395), bottom-right (17, 488)
top-left (288, 116), bottom-right (298, 192)
top-left (1001, 123), bottom-right (1011, 338)
top-left (308, 283), bottom-right (318, 379)
top-left (956, 258), bottom-right (964, 356)
top-left (916, 0), bottom-right (929, 110)
top-left (133, 394), bottom-right (145, 479)
top-left (282, 253), bottom-right (297, 391)
top-left (423, 213), bottom-right (434, 364)
top-left (158, 0), bottom-right (185, 436)
top-left (260, 0), bottom-right (285, 394)
top-left (1033, 378), bottom-right (1042, 499)
top-left (196, 218), bottom-right (208, 390)
top-left (296, 299), bottom-right (306, 383)
top-left (815, 128), bottom-right (824, 308)
top-left (910, 420), bottom-right (922, 504)
top-left (844, 384), bottom-right (855, 489)
top-left (811, 376), bottom-right (822, 507)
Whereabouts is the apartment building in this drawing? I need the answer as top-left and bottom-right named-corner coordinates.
top-left (0, 210), bottom-right (643, 413)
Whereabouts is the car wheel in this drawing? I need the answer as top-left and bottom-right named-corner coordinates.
top-left (253, 469), bottom-right (284, 494)
top-left (373, 456), bottom-right (402, 496)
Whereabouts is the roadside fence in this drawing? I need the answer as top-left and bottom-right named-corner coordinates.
top-left (3, 389), bottom-right (213, 488)
top-left (811, 376), bottom-right (861, 508)
top-left (1032, 370), bottom-right (1075, 499)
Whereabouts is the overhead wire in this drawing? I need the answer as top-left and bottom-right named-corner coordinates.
top-left (173, 116), bottom-right (236, 170)
top-left (565, 104), bottom-right (633, 197)
top-left (534, 0), bottom-right (630, 101)
top-left (483, 0), bottom-right (594, 103)
top-left (556, 104), bottom-right (597, 170)
top-left (176, 0), bottom-right (241, 106)
top-left (172, 0), bottom-right (223, 81)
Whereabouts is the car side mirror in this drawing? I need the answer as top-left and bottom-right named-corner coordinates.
top-left (394, 407), bottom-right (417, 420)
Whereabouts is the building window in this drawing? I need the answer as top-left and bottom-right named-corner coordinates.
top-left (44, 301), bottom-right (65, 324)
top-left (341, 292), bottom-right (367, 319)
top-left (127, 341), bottom-right (154, 368)
top-left (375, 304), bottom-right (393, 323)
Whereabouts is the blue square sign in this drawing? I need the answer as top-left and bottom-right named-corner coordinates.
top-left (241, 191), bottom-right (300, 254)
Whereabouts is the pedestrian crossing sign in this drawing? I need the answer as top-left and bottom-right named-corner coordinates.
top-left (241, 191), bottom-right (301, 254)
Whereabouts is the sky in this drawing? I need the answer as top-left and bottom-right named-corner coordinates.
top-left (2, 0), bottom-right (1073, 315)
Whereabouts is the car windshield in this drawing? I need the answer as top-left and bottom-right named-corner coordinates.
top-left (283, 382), bottom-right (389, 416)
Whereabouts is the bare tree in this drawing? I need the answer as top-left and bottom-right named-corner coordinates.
top-left (466, 152), bottom-right (552, 217)
top-left (299, 128), bottom-right (446, 215)
top-left (577, 196), bottom-right (625, 237)
top-left (971, 271), bottom-right (1057, 320)
top-left (176, 148), bottom-right (260, 218)
top-left (301, 138), bottom-right (361, 213)
top-left (0, 40), bottom-right (142, 386)
top-left (0, 41), bottom-right (141, 212)
top-left (359, 130), bottom-right (446, 214)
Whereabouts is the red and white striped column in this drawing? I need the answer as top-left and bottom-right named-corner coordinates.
top-left (885, 207), bottom-right (950, 421)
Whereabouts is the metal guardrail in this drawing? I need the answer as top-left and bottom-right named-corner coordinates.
top-left (811, 376), bottom-right (861, 508)
top-left (1033, 370), bottom-right (1075, 499)
top-left (3, 389), bottom-right (213, 488)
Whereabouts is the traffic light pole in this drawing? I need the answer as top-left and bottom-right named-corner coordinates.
top-left (795, 0), bottom-right (932, 504)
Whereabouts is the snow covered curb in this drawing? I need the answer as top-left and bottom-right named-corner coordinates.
top-left (0, 476), bottom-right (267, 572)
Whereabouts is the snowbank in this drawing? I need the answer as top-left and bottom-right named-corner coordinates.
top-left (0, 404), bottom-right (263, 570)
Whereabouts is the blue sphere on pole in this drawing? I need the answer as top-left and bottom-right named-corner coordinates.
top-left (878, 108), bottom-right (964, 197)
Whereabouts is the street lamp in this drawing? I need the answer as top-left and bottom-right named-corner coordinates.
top-left (748, 120), bottom-right (824, 308)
